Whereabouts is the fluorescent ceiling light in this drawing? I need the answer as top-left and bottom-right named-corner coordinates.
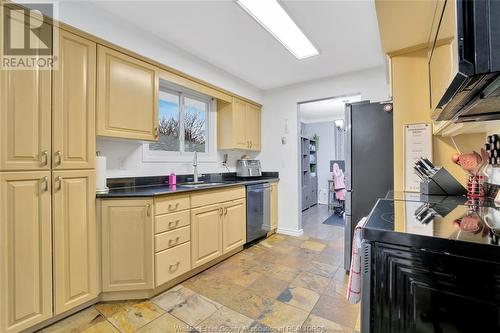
top-left (236, 0), bottom-right (319, 59)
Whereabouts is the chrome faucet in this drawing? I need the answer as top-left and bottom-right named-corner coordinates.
top-left (193, 151), bottom-right (198, 183)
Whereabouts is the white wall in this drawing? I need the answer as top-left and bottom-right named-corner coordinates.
top-left (259, 66), bottom-right (390, 236)
top-left (304, 122), bottom-right (337, 205)
top-left (48, 1), bottom-right (263, 178)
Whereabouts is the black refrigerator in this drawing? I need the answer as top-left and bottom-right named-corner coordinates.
top-left (344, 101), bottom-right (393, 270)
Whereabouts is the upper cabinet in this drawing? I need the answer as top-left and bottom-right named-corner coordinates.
top-left (217, 97), bottom-right (261, 151)
top-left (0, 67), bottom-right (51, 171)
top-left (96, 46), bottom-right (159, 141)
top-left (53, 30), bottom-right (96, 170)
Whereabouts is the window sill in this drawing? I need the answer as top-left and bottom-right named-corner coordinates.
top-left (142, 145), bottom-right (218, 163)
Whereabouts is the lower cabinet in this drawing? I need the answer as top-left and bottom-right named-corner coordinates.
top-left (101, 199), bottom-right (154, 292)
top-left (53, 170), bottom-right (97, 314)
top-left (0, 172), bottom-right (53, 333)
top-left (155, 242), bottom-right (191, 286)
top-left (191, 203), bottom-right (223, 268)
top-left (222, 199), bottom-right (246, 254)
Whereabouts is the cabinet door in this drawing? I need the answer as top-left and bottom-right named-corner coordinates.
top-left (0, 172), bottom-right (52, 332)
top-left (53, 30), bottom-right (96, 170)
top-left (97, 46), bottom-right (159, 141)
top-left (233, 98), bottom-right (248, 149)
top-left (270, 183), bottom-right (278, 230)
top-left (191, 204), bottom-right (222, 267)
top-left (0, 68), bottom-right (51, 171)
top-left (101, 199), bottom-right (154, 291)
top-left (246, 103), bottom-right (261, 151)
top-left (222, 199), bottom-right (246, 254)
top-left (53, 170), bottom-right (97, 314)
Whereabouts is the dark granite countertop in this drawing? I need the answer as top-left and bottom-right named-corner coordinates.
top-left (96, 172), bottom-right (279, 198)
top-left (363, 196), bottom-right (500, 263)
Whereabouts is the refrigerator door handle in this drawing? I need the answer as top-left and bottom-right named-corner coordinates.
top-left (345, 104), bottom-right (352, 191)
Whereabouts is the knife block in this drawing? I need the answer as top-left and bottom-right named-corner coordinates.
top-left (420, 167), bottom-right (467, 196)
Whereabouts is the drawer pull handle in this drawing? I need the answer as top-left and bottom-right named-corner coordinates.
top-left (146, 204), bottom-right (151, 216)
top-left (168, 237), bottom-right (180, 246)
top-left (219, 207), bottom-right (223, 216)
top-left (54, 151), bottom-right (62, 166)
top-left (169, 261), bottom-right (180, 272)
top-left (168, 220), bottom-right (180, 228)
top-left (168, 203), bottom-right (180, 211)
top-left (40, 176), bottom-right (48, 192)
top-left (55, 176), bottom-right (62, 191)
top-left (224, 207), bottom-right (228, 215)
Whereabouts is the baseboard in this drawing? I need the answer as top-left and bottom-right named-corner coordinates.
top-left (276, 227), bottom-right (304, 237)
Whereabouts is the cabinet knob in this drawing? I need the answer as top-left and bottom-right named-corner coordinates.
top-left (219, 207), bottom-right (223, 216)
top-left (224, 207), bottom-right (228, 215)
top-left (40, 150), bottom-right (48, 166)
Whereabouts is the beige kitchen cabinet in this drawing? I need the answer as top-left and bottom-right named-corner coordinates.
top-left (222, 199), bottom-right (246, 254)
top-left (246, 103), bottom-right (261, 151)
top-left (101, 199), bottom-right (154, 291)
top-left (217, 97), bottom-right (262, 151)
top-left (97, 45), bottom-right (159, 141)
top-left (53, 30), bottom-right (96, 170)
top-left (0, 171), bottom-right (53, 332)
top-left (52, 170), bottom-right (97, 314)
top-left (191, 203), bottom-right (223, 268)
top-left (270, 182), bottom-right (278, 231)
top-left (0, 68), bottom-right (51, 171)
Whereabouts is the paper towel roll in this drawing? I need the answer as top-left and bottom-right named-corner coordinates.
top-left (96, 155), bottom-right (108, 193)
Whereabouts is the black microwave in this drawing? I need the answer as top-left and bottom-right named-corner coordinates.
top-left (430, 0), bottom-right (500, 122)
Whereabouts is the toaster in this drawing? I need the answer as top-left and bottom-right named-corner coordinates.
top-left (236, 159), bottom-right (262, 177)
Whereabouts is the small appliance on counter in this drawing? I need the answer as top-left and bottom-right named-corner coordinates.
top-left (414, 157), bottom-right (467, 196)
top-left (236, 157), bottom-right (262, 177)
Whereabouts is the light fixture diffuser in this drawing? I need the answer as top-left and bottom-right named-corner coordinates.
top-left (236, 0), bottom-right (319, 59)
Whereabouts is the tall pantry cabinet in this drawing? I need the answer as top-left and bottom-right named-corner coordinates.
top-left (0, 29), bottom-right (97, 332)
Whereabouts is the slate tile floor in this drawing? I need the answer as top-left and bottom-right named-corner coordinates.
top-left (40, 230), bottom-right (359, 332)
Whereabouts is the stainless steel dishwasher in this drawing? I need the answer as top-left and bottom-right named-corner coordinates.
top-left (246, 183), bottom-right (271, 243)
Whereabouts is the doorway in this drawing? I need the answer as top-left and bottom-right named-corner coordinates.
top-left (297, 95), bottom-right (360, 241)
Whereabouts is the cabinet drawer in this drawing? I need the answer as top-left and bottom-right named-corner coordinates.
top-left (155, 210), bottom-right (190, 234)
top-left (155, 194), bottom-right (190, 215)
top-left (155, 242), bottom-right (191, 287)
top-left (191, 186), bottom-right (245, 208)
top-left (155, 226), bottom-right (190, 252)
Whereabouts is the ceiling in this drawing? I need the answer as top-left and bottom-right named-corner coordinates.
top-left (90, 0), bottom-right (385, 90)
top-left (299, 94), bottom-right (360, 123)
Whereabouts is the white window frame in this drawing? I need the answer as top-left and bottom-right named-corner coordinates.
top-left (142, 82), bottom-right (217, 163)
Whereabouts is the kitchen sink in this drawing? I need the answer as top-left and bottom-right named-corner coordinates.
top-left (177, 181), bottom-right (226, 188)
